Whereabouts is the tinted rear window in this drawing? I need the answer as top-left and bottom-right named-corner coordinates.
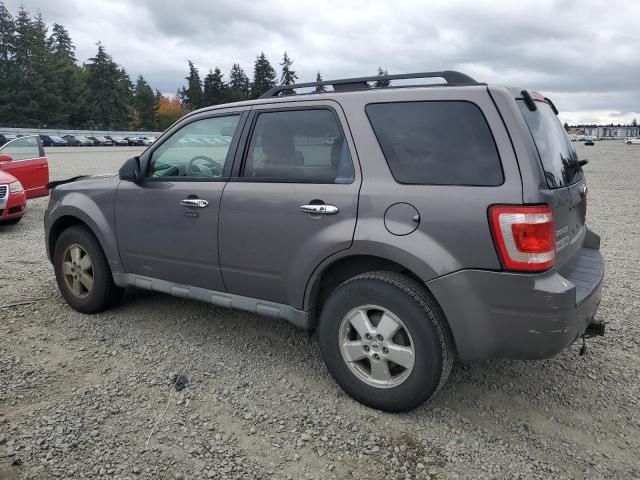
top-left (517, 100), bottom-right (582, 188)
top-left (366, 101), bottom-right (503, 186)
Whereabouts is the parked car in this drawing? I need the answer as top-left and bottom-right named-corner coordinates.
top-left (64, 134), bottom-right (97, 147)
top-left (0, 135), bottom-right (49, 198)
top-left (74, 135), bottom-right (95, 146)
top-left (0, 134), bottom-right (19, 146)
top-left (125, 136), bottom-right (145, 146)
top-left (44, 71), bottom-right (604, 412)
top-left (96, 136), bottom-right (114, 146)
top-left (625, 137), bottom-right (640, 144)
top-left (62, 135), bottom-right (82, 146)
top-left (105, 136), bottom-right (129, 146)
top-left (0, 169), bottom-right (27, 224)
top-left (39, 135), bottom-right (68, 147)
top-left (86, 136), bottom-right (113, 146)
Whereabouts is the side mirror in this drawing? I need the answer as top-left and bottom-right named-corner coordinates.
top-left (0, 153), bottom-right (13, 162)
top-left (119, 156), bottom-right (142, 182)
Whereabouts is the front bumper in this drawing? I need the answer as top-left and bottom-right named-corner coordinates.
top-left (0, 188), bottom-right (27, 221)
top-left (427, 230), bottom-right (604, 362)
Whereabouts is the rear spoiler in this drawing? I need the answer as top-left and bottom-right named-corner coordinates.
top-left (520, 90), bottom-right (559, 115)
top-left (46, 175), bottom-right (87, 190)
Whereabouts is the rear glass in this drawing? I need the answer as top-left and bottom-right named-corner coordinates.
top-left (517, 100), bottom-right (582, 188)
top-left (366, 101), bottom-right (503, 186)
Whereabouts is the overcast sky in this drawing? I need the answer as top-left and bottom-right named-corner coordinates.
top-left (6, 0), bottom-right (640, 124)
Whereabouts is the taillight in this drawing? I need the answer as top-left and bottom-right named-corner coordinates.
top-left (489, 205), bottom-right (555, 272)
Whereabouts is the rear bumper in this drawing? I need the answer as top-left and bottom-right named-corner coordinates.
top-left (427, 230), bottom-right (604, 361)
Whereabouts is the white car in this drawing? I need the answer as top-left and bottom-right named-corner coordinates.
top-left (625, 137), bottom-right (640, 144)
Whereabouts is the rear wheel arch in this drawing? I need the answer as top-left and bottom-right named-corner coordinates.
top-left (306, 255), bottom-right (443, 320)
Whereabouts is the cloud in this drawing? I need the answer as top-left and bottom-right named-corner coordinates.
top-left (5, 0), bottom-right (640, 123)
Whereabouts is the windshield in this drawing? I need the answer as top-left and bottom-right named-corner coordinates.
top-left (518, 100), bottom-right (583, 188)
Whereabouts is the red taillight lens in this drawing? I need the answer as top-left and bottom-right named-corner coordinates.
top-left (489, 205), bottom-right (555, 272)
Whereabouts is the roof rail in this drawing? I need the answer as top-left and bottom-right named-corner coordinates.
top-left (260, 70), bottom-right (480, 98)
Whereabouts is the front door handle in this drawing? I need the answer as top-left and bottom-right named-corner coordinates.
top-left (300, 204), bottom-right (339, 215)
top-left (180, 198), bottom-right (209, 208)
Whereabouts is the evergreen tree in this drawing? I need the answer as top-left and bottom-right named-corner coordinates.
top-left (85, 42), bottom-right (130, 129)
top-left (203, 67), bottom-right (227, 106)
top-left (47, 21), bottom-right (86, 127)
top-left (251, 52), bottom-right (276, 99)
top-left (117, 67), bottom-right (135, 128)
top-left (48, 23), bottom-right (75, 61)
top-left (279, 51), bottom-right (298, 86)
top-left (373, 66), bottom-right (390, 88)
top-left (153, 89), bottom-right (163, 129)
top-left (133, 75), bottom-right (156, 129)
top-left (314, 71), bottom-right (326, 93)
top-left (182, 60), bottom-right (203, 110)
top-left (12, 9), bottom-right (56, 126)
top-left (228, 63), bottom-right (250, 101)
top-left (0, 3), bottom-right (16, 123)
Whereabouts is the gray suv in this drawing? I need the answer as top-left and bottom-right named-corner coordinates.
top-left (44, 71), bottom-right (604, 412)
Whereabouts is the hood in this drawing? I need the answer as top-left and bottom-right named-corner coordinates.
top-left (0, 168), bottom-right (19, 184)
top-left (47, 172), bottom-right (117, 190)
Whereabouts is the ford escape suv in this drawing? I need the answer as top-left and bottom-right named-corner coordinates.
top-left (44, 71), bottom-right (604, 412)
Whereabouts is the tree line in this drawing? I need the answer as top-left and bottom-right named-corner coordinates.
top-left (0, 3), bottom-right (390, 131)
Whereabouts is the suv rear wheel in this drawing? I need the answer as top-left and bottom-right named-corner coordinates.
top-left (53, 225), bottom-right (123, 313)
top-left (318, 271), bottom-right (453, 412)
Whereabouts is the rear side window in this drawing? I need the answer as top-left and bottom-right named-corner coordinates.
top-left (517, 100), bottom-right (582, 188)
top-left (366, 101), bottom-right (503, 186)
top-left (242, 109), bottom-right (355, 184)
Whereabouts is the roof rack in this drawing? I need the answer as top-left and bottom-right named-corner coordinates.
top-left (260, 70), bottom-right (480, 98)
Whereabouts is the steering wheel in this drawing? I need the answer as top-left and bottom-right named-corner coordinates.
top-left (186, 155), bottom-right (222, 177)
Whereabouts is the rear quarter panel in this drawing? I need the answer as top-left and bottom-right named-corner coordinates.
top-left (334, 86), bottom-right (523, 280)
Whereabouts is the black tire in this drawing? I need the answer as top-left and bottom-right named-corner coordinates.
top-left (318, 271), bottom-right (453, 412)
top-left (53, 225), bottom-right (123, 313)
top-left (0, 216), bottom-right (23, 225)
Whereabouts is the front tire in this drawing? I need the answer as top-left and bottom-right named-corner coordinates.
top-left (53, 225), bottom-right (123, 313)
top-left (318, 271), bottom-right (453, 412)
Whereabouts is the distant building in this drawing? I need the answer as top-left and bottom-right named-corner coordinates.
top-left (582, 125), bottom-right (640, 138)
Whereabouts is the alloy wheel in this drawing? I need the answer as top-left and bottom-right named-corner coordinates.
top-left (338, 305), bottom-right (415, 388)
top-left (62, 243), bottom-right (94, 299)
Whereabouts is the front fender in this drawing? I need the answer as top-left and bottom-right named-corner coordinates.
top-left (45, 188), bottom-right (122, 273)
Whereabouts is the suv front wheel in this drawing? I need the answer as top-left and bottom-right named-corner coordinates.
top-left (53, 225), bottom-right (123, 313)
top-left (318, 271), bottom-right (453, 412)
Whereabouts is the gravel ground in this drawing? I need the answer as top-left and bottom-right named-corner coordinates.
top-left (1, 143), bottom-right (639, 480)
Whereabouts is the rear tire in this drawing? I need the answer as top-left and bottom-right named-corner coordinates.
top-left (53, 225), bottom-right (123, 313)
top-left (318, 271), bottom-right (453, 412)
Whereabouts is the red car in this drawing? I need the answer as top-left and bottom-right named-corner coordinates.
top-left (0, 135), bottom-right (49, 198)
top-left (0, 169), bottom-right (27, 224)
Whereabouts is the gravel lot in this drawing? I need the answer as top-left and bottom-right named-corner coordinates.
top-left (1, 143), bottom-right (639, 480)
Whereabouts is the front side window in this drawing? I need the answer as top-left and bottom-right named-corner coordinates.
top-left (0, 135), bottom-right (42, 161)
top-left (366, 101), bottom-right (503, 186)
top-left (149, 115), bottom-right (240, 178)
top-left (242, 109), bottom-right (354, 183)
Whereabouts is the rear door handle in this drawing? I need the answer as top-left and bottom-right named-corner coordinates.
top-left (300, 204), bottom-right (339, 215)
top-left (180, 198), bottom-right (209, 208)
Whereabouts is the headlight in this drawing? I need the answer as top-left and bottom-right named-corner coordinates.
top-left (10, 181), bottom-right (23, 193)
